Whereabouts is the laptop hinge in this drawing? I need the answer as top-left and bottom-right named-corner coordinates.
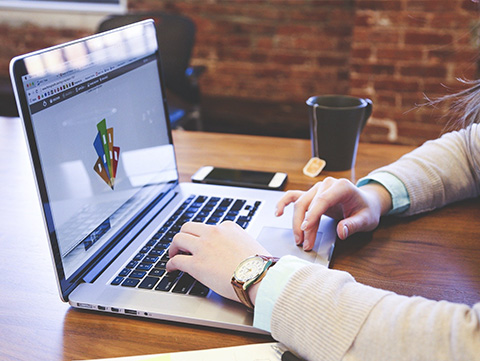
top-left (82, 189), bottom-right (179, 283)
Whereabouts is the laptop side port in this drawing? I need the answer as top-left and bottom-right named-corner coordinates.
top-left (124, 309), bottom-right (137, 315)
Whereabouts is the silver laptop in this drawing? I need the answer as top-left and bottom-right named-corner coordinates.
top-left (9, 20), bottom-right (337, 334)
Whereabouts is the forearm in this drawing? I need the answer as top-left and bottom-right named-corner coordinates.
top-left (370, 125), bottom-right (480, 216)
top-left (264, 260), bottom-right (480, 361)
top-left (345, 294), bottom-right (480, 361)
top-left (268, 263), bottom-right (389, 361)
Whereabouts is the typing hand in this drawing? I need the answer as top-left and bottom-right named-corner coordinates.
top-left (167, 221), bottom-right (270, 303)
top-left (275, 177), bottom-right (392, 250)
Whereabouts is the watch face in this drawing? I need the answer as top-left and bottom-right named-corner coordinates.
top-left (234, 256), bottom-right (266, 282)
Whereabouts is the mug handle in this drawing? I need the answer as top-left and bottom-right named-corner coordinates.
top-left (361, 98), bottom-right (373, 130)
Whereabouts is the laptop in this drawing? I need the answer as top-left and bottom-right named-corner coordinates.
top-left (9, 20), bottom-right (337, 334)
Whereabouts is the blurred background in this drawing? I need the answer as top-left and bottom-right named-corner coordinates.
top-left (0, 0), bottom-right (479, 145)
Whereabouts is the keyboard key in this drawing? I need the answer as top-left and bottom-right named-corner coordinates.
top-left (148, 249), bottom-right (164, 257)
top-left (195, 195), bottom-right (207, 203)
top-left (172, 273), bottom-right (195, 294)
top-left (231, 199), bottom-right (246, 211)
top-left (137, 263), bottom-right (153, 271)
top-left (122, 278), bottom-right (140, 287)
top-left (130, 270), bottom-right (147, 278)
top-left (118, 268), bottom-right (130, 277)
top-left (145, 239), bottom-right (156, 247)
top-left (140, 246), bottom-right (151, 253)
top-left (212, 210), bottom-right (225, 217)
top-left (155, 272), bottom-right (180, 292)
top-left (133, 253), bottom-right (144, 261)
top-left (237, 216), bottom-right (252, 223)
top-left (149, 268), bottom-right (166, 277)
top-left (206, 217), bottom-right (220, 225)
top-left (111, 276), bottom-right (124, 286)
top-left (138, 276), bottom-right (160, 289)
top-left (126, 260), bottom-right (138, 269)
top-left (143, 255), bottom-right (159, 263)
top-left (236, 220), bottom-right (249, 229)
top-left (189, 281), bottom-right (210, 297)
top-left (156, 260), bottom-right (167, 269)
top-left (153, 242), bottom-right (169, 251)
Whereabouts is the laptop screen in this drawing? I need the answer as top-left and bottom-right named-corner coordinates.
top-left (11, 21), bottom-right (177, 283)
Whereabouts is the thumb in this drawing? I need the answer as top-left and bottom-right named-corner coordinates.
top-left (337, 211), bottom-right (379, 240)
top-left (337, 221), bottom-right (351, 240)
top-left (337, 212), bottom-right (380, 239)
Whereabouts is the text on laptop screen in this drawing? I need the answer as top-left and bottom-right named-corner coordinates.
top-left (20, 23), bottom-right (177, 279)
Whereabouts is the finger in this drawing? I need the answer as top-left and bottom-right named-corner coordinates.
top-left (291, 189), bottom-right (317, 245)
top-left (166, 253), bottom-right (193, 273)
top-left (169, 232), bottom-right (199, 258)
top-left (180, 221), bottom-right (216, 236)
top-left (303, 221), bottom-right (320, 251)
top-left (275, 190), bottom-right (304, 216)
top-left (303, 179), bottom-right (352, 230)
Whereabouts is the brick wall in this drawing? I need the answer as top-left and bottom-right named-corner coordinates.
top-left (0, 0), bottom-right (479, 145)
top-left (351, 0), bottom-right (480, 144)
top-left (140, 0), bottom-right (356, 102)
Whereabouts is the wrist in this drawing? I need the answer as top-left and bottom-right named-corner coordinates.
top-left (231, 255), bottom-right (278, 310)
top-left (361, 182), bottom-right (393, 216)
top-left (247, 281), bottom-right (261, 307)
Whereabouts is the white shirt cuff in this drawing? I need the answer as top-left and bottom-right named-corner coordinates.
top-left (253, 255), bottom-right (312, 332)
top-left (357, 172), bottom-right (410, 215)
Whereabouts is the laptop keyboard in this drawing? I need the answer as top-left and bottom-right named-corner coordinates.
top-left (110, 194), bottom-right (262, 297)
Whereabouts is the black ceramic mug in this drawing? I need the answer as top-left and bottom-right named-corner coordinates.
top-left (306, 95), bottom-right (372, 171)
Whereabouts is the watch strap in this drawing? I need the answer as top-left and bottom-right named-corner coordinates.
top-left (232, 255), bottom-right (279, 310)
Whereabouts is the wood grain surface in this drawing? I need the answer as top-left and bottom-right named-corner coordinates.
top-left (1, 117), bottom-right (478, 360)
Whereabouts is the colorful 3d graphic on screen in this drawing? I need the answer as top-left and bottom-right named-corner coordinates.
top-left (93, 119), bottom-right (120, 189)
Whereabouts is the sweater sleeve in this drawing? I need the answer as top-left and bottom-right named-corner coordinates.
top-left (344, 294), bottom-right (480, 361)
top-left (270, 263), bottom-right (480, 361)
top-left (270, 264), bottom-right (390, 361)
top-left (368, 124), bottom-right (480, 216)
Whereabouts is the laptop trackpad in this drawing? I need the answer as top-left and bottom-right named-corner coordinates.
top-left (257, 227), bottom-right (331, 266)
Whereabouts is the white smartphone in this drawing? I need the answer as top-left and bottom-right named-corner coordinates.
top-left (191, 166), bottom-right (288, 190)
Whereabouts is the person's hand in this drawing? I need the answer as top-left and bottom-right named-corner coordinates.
top-left (275, 177), bottom-right (392, 250)
top-left (166, 221), bottom-right (270, 303)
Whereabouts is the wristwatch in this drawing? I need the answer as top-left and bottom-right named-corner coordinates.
top-left (231, 255), bottom-right (279, 310)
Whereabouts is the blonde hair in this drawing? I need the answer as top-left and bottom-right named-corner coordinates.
top-left (425, 79), bottom-right (480, 132)
top-left (425, 78), bottom-right (480, 174)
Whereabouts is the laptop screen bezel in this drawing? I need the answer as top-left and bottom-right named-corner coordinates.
top-left (9, 20), bottom-right (177, 301)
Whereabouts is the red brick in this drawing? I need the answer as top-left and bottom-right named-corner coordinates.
top-left (352, 63), bottom-right (396, 75)
top-left (354, 28), bottom-right (401, 44)
top-left (356, 0), bottom-right (403, 11)
top-left (374, 79), bottom-right (421, 92)
top-left (355, 13), bottom-right (375, 27)
top-left (400, 65), bottom-right (447, 78)
top-left (352, 46), bottom-right (372, 59)
top-left (316, 55), bottom-right (349, 67)
top-left (405, 31), bottom-right (454, 45)
top-left (406, 0), bottom-right (458, 12)
top-left (377, 47), bottom-right (424, 61)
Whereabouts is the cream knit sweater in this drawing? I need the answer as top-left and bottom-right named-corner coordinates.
top-left (270, 125), bottom-right (480, 361)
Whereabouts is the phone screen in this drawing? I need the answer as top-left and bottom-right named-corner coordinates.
top-left (206, 168), bottom-right (275, 185)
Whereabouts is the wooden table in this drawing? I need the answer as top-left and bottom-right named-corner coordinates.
top-left (1, 116), bottom-right (479, 360)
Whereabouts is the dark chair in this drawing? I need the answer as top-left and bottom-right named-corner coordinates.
top-left (97, 12), bottom-right (206, 129)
